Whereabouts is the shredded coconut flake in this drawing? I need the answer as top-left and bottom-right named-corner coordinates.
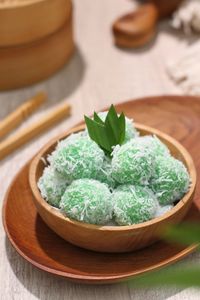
top-left (38, 166), bottom-right (69, 207)
top-left (167, 40), bottom-right (200, 95)
top-left (172, 0), bottom-right (200, 35)
top-left (113, 185), bottom-right (158, 225)
top-left (150, 156), bottom-right (190, 205)
top-left (60, 179), bottom-right (113, 225)
top-left (49, 132), bottom-right (105, 181)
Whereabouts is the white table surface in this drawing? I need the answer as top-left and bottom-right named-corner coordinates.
top-left (1, 0), bottom-right (200, 299)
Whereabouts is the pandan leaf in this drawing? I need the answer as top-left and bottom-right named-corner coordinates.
top-left (161, 223), bottom-right (200, 248)
top-left (105, 105), bottom-right (121, 142)
top-left (84, 116), bottom-right (111, 153)
top-left (85, 105), bottom-right (126, 154)
top-left (129, 266), bottom-right (200, 288)
top-left (93, 112), bottom-right (105, 125)
top-left (128, 223), bottom-right (200, 288)
top-left (118, 112), bottom-right (126, 144)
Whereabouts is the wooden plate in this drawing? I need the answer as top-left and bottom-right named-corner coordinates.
top-left (0, 0), bottom-right (72, 47)
top-left (0, 9), bottom-right (74, 91)
top-left (3, 95), bottom-right (200, 284)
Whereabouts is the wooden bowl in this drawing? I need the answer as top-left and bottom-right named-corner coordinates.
top-left (0, 7), bottom-right (74, 90)
top-left (29, 123), bottom-right (196, 253)
top-left (0, 0), bottom-right (72, 47)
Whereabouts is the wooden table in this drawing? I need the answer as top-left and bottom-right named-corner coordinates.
top-left (1, 0), bottom-right (200, 299)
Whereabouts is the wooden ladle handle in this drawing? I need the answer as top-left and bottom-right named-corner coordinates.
top-left (112, 3), bottom-right (159, 48)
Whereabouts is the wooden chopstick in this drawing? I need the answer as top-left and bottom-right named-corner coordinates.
top-left (0, 102), bottom-right (71, 160)
top-left (0, 92), bottom-right (47, 139)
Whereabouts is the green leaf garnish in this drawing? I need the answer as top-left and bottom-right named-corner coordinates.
top-left (160, 222), bottom-right (200, 247)
top-left (129, 265), bottom-right (200, 288)
top-left (84, 116), bottom-right (111, 154)
top-left (93, 112), bottom-right (105, 125)
top-left (128, 222), bottom-right (200, 288)
top-left (118, 112), bottom-right (126, 144)
top-left (85, 105), bottom-right (126, 154)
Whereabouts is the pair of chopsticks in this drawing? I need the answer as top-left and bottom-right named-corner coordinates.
top-left (0, 92), bottom-right (71, 160)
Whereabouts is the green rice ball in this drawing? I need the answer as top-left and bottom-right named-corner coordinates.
top-left (111, 138), bottom-right (154, 185)
top-left (38, 166), bottom-right (69, 207)
top-left (95, 156), bottom-right (117, 189)
top-left (49, 134), bottom-right (105, 181)
top-left (113, 185), bottom-right (157, 225)
top-left (97, 111), bottom-right (139, 143)
top-left (60, 179), bottom-right (113, 225)
top-left (115, 184), bottom-right (153, 195)
top-left (139, 135), bottom-right (170, 157)
top-left (150, 156), bottom-right (190, 205)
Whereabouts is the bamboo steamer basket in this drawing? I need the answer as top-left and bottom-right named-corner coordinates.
top-left (0, 0), bottom-right (72, 47)
top-left (0, 6), bottom-right (74, 90)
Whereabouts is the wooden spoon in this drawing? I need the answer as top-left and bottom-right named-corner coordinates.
top-left (112, 0), bottom-right (183, 48)
top-left (113, 3), bottom-right (158, 48)
top-left (153, 0), bottom-right (183, 19)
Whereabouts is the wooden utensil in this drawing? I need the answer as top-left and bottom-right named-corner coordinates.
top-left (0, 102), bottom-right (71, 160)
top-left (153, 0), bottom-right (184, 19)
top-left (113, 3), bottom-right (158, 48)
top-left (113, 0), bottom-right (183, 48)
top-left (0, 0), bottom-right (72, 47)
top-left (3, 95), bottom-right (200, 283)
top-left (0, 92), bottom-right (47, 139)
top-left (29, 123), bottom-right (196, 253)
top-left (0, 7), bottom-right (74, 90)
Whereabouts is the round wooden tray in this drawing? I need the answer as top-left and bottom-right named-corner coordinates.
top-left (0, 9), bottom-right (74, 90)
top-left (3, 95), bottom-right (200, 284)
top-left (0, 0), bottom-right (72, 47)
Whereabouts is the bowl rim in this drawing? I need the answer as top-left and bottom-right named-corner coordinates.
top-left (29, 122), bottom-right (197, 231)
top-left (0, 0), bottom-right (53, 10)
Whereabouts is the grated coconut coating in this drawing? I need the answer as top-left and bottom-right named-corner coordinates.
top-left (97, 111), bottom-right (139, 143)
top-left (49, 134), bottom-right (105, 181)
top-left (150, 156), bottom-right (190, 205)
top-left (113, 185), bottom-right (157, 225)
top-left (60, 179), bottom-right (113, 225)
top-left (95, 156), bottom-right (117, 189)
top-left (38, 166), bottom-right (69, 207)
top-left (38, 122), bottom-right (190, 226)
top-left (139, 135), bottom-right (170, 158)
top-left (111, 138), bottom-right (154, 185)
top-left (155, 204), bottom-right (174, 218)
